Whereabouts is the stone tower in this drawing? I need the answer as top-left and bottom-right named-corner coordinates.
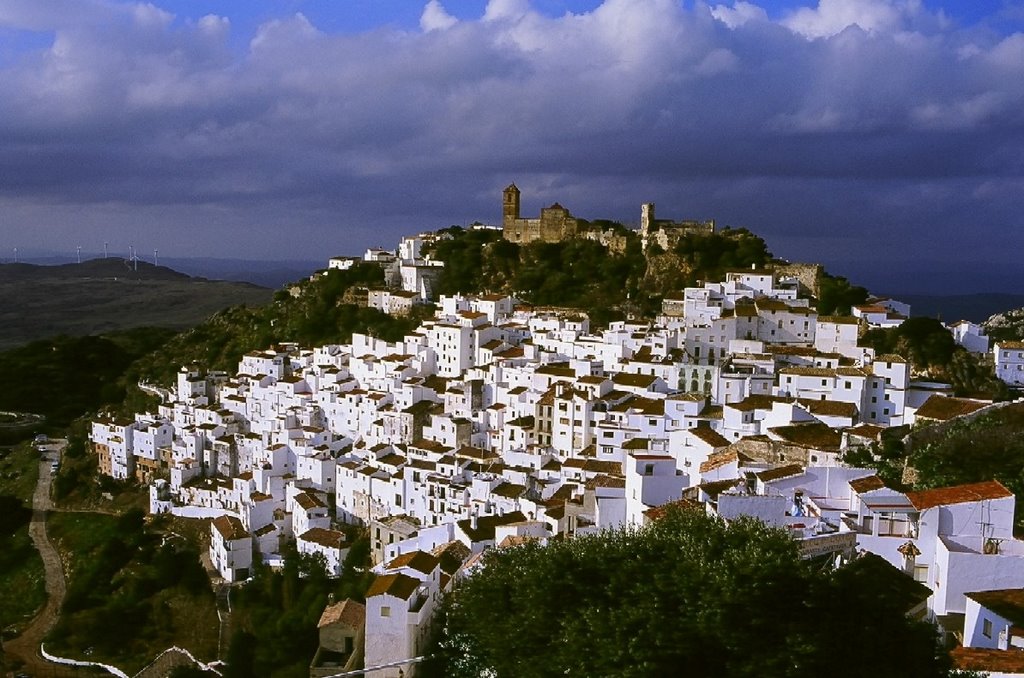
top-left (503, 183), bottom-right (521, 226)
top-left (640, 203), bottom-right (655, 236)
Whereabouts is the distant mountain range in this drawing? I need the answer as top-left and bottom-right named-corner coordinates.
top-left (901, 294), bottom-right (1024, 324)
top-left (0, 258), bottom-right (274, 351)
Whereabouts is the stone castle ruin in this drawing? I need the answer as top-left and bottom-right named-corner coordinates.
top-left (500, 183), bottom-right (714, 254)
top-left (639, 202), bottom-right (715, 253)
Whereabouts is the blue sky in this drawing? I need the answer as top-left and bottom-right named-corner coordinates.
top-left (1, 0), bottom-right (1023, 292)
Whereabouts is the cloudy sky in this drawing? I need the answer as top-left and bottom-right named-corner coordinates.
top-left (1, 0), bottom-right (1022, 292)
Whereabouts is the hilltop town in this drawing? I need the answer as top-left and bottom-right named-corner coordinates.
top-left (88, 188), bottom-right (1024, 677)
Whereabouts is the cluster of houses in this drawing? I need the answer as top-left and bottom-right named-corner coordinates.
top-left (90, 234), bottom-right (1024, 676)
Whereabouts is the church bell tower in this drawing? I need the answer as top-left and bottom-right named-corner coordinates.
top-left (503, 183), bottom-right (521, 226)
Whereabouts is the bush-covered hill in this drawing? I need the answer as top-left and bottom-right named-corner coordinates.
top-left (125, 263), bottom-right (431, 388)
top-left (0, 328), bottom-right (177, 426)
top-left (427, 225), bottom-right (779, 323)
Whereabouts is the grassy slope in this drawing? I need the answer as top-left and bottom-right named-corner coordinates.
top-left (0, 260), bottom-right (273, 351)
top-left (46, 512), bottom-right (219, 673)
top-left (0, 443), bottom-right (46, 633)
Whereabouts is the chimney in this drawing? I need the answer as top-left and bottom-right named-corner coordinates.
top-left (471, 508), bottom-right (478, 530)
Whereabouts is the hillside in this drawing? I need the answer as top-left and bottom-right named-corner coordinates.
top-left (0, 258), bottom-right (274, 351)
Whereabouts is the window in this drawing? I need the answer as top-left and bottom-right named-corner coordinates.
top-left (983, 618), bottom-right (993, 638)
top-left (381, 606), bottom-right (391, 617)
top-left (845, 381), bottom-right (851, 389)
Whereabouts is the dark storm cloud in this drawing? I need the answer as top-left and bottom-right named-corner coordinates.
top-left (0, 0), bottom-right (1022, 291)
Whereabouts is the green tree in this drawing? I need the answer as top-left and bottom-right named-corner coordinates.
top-left (439, 508), bottom-right (949, 678)
top-left (816, 274), bottom-right (869, 315)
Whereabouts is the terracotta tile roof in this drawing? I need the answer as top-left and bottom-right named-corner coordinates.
top-left (779, 366), bottom-right (835, 377)
top-left (800, 398), bottom-right (858, 418)
top-left (728, 395), bottom-right (783, 412)
top-left (456, 511), bottom-right (528, 543)
top-left (585, 474), bottom-right (626, 490)
top-left (456, 445), bottom-right (499, 460)
top-left (906, 480), bottom-right (1013, 511)
top-left (611, 372), bottom-right (658, 388)
top-left (644, 498), bottom-right (703, 521)
top-left (768, 423), bottom-right (843, 451)
top-left (690, 427), bottom-right (730, 448)
top-left (849, 475), bottom-right (886, 494)
top-left (298, 527), bottom-right (347, 549)
top-left (386, 550), bottom-right (440, 575)
top-left (699, 450), bottom-right (738, 474)
top-left (915, 395), bottom-right (988, 422)
top-left (492, 482), bottom-right (527, 499)
top-left (317, 599), bottom-right (365, 630)
top-left (845, 424), bottom-right (885, 440)
top-left (366, 572), bottom-right (421, 601)
top-left (212, 515), bottom-right (248, 541)
top-left (756, 464), bottom-right (805, 482)
top-left (431, 540), bottom-right (471, 574)
top-left (951, 646), bottom-right (1024, 673)
top-left (965, 589), bottom-right (1024, 627)
top-left (294, 491), bottom-right (326, 511)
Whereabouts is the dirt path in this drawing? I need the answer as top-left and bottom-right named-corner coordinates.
top-left (3, 446), bottom-right (83, 676)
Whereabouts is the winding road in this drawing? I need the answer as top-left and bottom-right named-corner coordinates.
top-left (2, 442), bottom-right (82, 677)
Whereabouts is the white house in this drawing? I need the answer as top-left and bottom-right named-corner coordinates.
top-left (994, 341), bottom-right (1024, 387)
top-left (950, 320), bottom-right (990, 355)
top-left (904, 481), bottom-right (1024, 617)
top-left (297, 527), bottom-right (350, 576)
top-left (363, 571), bottom-right (436, 678)
top-left (209, 515), bottom-right (252, 583)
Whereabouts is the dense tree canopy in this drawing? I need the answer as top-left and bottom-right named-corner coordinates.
top-left (428, 226), bottom-right (776, 326)
top-left (436, 508), bottom-right (950, 678)
top-left (816, 274), bottom-right (869, 316)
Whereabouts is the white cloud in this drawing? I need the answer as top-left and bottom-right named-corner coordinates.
top-left (782, 0), bottom-right (911, 39)
top-left (483, 0), bottom-right (531, 23)
top-left (196, 14), bottom-right (229, 39)
top-left (421, 1), bottom-right (458, 32)
top-left (710, 1), bottom-right (768, 29)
